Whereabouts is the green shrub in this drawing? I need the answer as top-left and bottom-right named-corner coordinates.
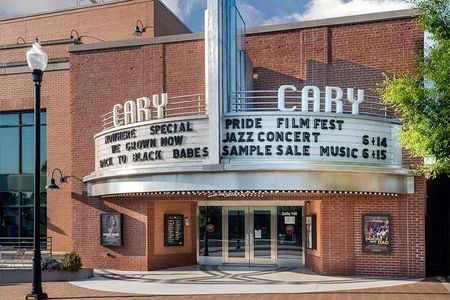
top-left (58, 251), bottom-right (82, 272)
top-left (41, 257), bottom-right (59, 270)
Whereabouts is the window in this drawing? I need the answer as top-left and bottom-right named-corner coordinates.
top-left (277, 206), bottom-right (303, 259)
top-left (0, 111), bottom-right (47, 239)
top-left (199, 206), bottom-right (223, 257)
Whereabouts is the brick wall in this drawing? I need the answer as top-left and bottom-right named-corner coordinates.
top-left (314, 184), bottom-right (425, 277)
top-left (0, 0), bottom-right (191, 252)
top-left (71, 196), bottom-right (149, 271)
top-left (305, 200), bottom-right (323, 274)
top-left (246, 18), bottom-right (423, 116)
top-left (69, 41), bottom-right (205, 269)
top-left (0, 68), bottom-right (73, 251)
top-left (0, 0), bottom-right (189, 45)
top-left (151, 201), bottom-right (197, 270)
top-left (3, 13), bottom-right (422, 274)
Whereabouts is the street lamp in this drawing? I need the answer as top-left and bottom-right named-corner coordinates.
top-left (25, 42), bottom-right (48, 300)
top-left (133, 19), bottom-right (146, 36)
top-left (46, 168), bottom-right (66, 190)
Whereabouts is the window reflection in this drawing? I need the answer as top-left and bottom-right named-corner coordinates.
top-left (22, 127), bottom-right (34, 174)
top-left (199, 206), bottom-right (222, 257)
top-left (277, 206), bottom-right (303, 259)
top-left (0, 114), bottom-right (19, 126)
top-left (1, 208), bottom-right (19, 236)
top-left (20, 125), bottom-right (47, 174)
top-left (0, 192), bottom-right (19, 206)
top-left (0, 127), bottom-right (19, 174)
top-left (0, 111), bottom-right (47, 240)
top-left (21, 192), bottom-right (34, 206)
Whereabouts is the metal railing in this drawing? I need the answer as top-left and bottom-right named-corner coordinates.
top-left (231, 90), bottom-right (391, 117)
top-left (0, 237), bottom-right (52, 257)
top-left (101, 93), bottom-right (206, 131)
top-left (99, 89), bottom-right (392, 131)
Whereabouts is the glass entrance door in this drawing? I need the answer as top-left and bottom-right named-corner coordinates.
top-left (223, 207), bottom-right (276, 265)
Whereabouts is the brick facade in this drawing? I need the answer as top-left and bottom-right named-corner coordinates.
top-left (0, 0), bottom-right (189, 252)
top-left (1, 5), bottom-right (426, 277)
top-left (0, 0), bottom-right (189, 45)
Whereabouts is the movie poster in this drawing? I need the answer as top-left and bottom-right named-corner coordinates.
top-left (362, 214), bottom-right (391, 253)
top-left (101, 213), bottom-right (122, 246)
top-left (305, 216), bottom-right (312, 249)
top-left (305, 215), bottom-right (317, 249)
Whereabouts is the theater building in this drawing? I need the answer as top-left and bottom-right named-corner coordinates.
top-left (2, 0), bottom-right (436, 277)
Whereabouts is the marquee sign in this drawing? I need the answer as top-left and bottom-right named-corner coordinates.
top-left (222, 115), bottom-right (401, 166)
top-left (85, 0), bottom-right (413, 196)
top-left (277, 85), bottom-right (364, 114)
top-left (95, 112), bottom-right (401, 171)
top-left (112, 93), bottom-right (168, 127)
top-left (95, 117), bottom-right (209, 171)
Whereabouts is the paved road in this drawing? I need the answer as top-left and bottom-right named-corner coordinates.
top-left (1, 277), bottom-right (449, 300)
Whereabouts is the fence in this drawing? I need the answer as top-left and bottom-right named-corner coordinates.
top-left (0, 237), bottom-right (52, 257)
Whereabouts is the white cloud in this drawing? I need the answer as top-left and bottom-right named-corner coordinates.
top-left (0, 0), bottom-right (75, 19)
top-left (236, 2), bottom-right (265, 27)
top-left (264, 0), bottom-right (412, 25)
top-left (161, 0), bottom-right (205, 20)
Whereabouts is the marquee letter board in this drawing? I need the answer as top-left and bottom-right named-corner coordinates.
top-left (164, 214), bottom-right (184, 246)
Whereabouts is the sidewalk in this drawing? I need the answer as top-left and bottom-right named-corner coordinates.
top-left (1, 266), bottom-right (448, 300)
top-left (72, 266), bottom-right (424, 295)
top-left (1, 278), bottom-right (448, 300)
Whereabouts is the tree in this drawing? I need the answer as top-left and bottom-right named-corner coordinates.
top-left (380, 0), bottom-right (450, 177)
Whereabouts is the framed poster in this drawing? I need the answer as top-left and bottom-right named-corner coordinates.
top-left (362, 214), bottom-right (391, 253)
top-left (305, 215), bottom-right (317, 250)
top-left (100, 213), bottom-right (122, 246)
top-left (284, 216), bottom-right (296, 224)
top-left (164, 214), bottom-right (184, 246)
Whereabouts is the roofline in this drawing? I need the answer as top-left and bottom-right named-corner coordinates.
top-left (247, 8), bottom-right (419, 35)
top-left (70, 32), bottom-right (204, 52)
top-left (1, 0), bottom-right (155, 23)
top-left (70, 8), bottom-right (420, 53)
top-left (154, 0), bottom-right (191, 33)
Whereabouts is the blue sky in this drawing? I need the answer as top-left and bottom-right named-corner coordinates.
top-left (0, 0), bottom-right (411, 32)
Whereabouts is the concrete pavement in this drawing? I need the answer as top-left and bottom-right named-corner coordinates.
top-left (72, 265), bottom-right (421, 295)
top-left (1, 266), bottom-right (449, 299)
top-left (1, 277), bottom-right (449, 300)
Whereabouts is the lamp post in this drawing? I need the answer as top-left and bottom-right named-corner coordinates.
top-left (25, 42), bottom-right (48, 300)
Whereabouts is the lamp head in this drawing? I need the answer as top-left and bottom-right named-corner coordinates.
top-left (26, 42), bottom-right (48, 72)
top-left (46, 178), bottom-right (60, 190)
top-left (70, 29), bottom-right (82, 44)
top-left (133, 20), bottom-right (146, 36)
top-left (46, 168), bottom-right (65, 190)
top-left (133, 26), bottom-right (144, 36)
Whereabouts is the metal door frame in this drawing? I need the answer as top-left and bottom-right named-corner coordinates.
top-left (223, 207), bottom-right (249, 264)
top-left (222, 206), bottom-right (276, 265)
top-left (197, 201), bottom-right (306, 267)
top-left (249, 206), bottom-right (277, 265)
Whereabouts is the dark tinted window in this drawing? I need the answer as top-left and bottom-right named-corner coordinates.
top-left (0, 114), bottom-right (19, 126)
top-left (0, 127), bottom-right (19, 174)
top-left (0, 111), bottom-right (47, 239)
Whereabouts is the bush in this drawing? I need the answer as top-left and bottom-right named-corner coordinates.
top-left (58, 252), bottom-right (82, 272)
top-left (41, 257), bottom-right (59, 270)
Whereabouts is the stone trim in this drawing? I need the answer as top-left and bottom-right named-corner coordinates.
top-left (0, 58), bottom-right (69, 75)
top-left (69, 9), bottom-right (419, 53)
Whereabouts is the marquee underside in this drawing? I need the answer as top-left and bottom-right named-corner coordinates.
top-left (87, 168), bottom-right (415, 196)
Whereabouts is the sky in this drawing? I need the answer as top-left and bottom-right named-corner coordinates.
top-left (0, 0), bottom-right (412, 32)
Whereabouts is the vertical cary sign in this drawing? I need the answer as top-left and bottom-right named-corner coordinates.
top-left (205, 0), bottom-right (245, 165)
